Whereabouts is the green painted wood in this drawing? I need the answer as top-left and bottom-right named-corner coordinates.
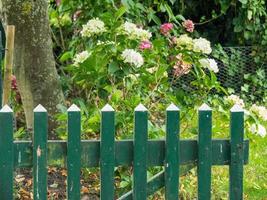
top-left (0, 106), bottom-right (13, 199)
top-left (229, 105), bottom-right (244, 200)
top-left (0, 23), bottom-right (6, 59)
top-left (165, 104), bottom-right (180, 199)
top-left (67, 105), bottom-right (81, 200)
top-left (33, 105), bottom-right (48, 200)
top-left (13, 139), bottom-right (249, 168)
top-left (0, 32), bottom-right (2, 108)
top-left (100, 105), bottom-right (115, 200)
top-left (133, 104), bottom-right (148, 200)
top-left (118, 164), bottom-right (196, 200)
top-left (198, 104), bottom-right (212, 200)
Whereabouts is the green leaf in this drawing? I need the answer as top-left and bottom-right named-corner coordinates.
top-left (60, 51), bottom-right (73, 62)
top-left (120, 181), bottom-right (130, 188)
top-left (115, 6), bottom-right (127, 21)
top-left (169, 0), bottom-right (177, 5)
top-left (239, 0), bottom-right (248, 4)
top-left (108, 61), bottom-right (120, 74)
top-left (176, 14), bottom-right (185, 21)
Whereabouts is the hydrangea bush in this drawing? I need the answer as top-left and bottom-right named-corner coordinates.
top-left (65, 11), bottom-right (266, 139)
top-left (71, 18), bottom-right (220, 97)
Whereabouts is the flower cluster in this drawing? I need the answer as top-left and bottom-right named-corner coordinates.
top-left (174, 34), bottom-right (193, 50)
top-left (139, 41), bottom-right (152, 50)
top-left (122, 22), bottom-right (152, 41)
top-left (249, 124), bottom-right (266, 137)
top-left (160, 23), bottom-right (173, 35)
top-left (225, 95), bottom-right (245, 108)
top-left (11, 75), bottom-right (21, 103)
top-left (121, 49), bottom-right (144, 68)
top-left (250, 104), bottom-right (267, 121)
top-left (199, 58), bottom-right (219, 73)
top-left (193, 38), bottom-right (212, 54)
top-left (96, 40), bottom-right (115, 46)
top-left (174, 35), bottom-right (212, 55)
top-left (73, 51), bottom-right (90, 66)
top-left (81, 18), bottom-right (106, 37)
top-left (173, 54), bottom-right (192, 77)
top-left (182, 20), bottom-right (194, 33)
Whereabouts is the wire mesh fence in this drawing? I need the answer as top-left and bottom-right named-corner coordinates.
top-left (174, 46), bottom-right (267, 95)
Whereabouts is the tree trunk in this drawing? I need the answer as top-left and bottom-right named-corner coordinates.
top-left (0, 0), bottom-right (65, 138)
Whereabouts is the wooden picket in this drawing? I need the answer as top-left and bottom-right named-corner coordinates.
top-left (100, 104), bottom-right (115, 199)
top-left (67, 104), bottom-right (81, 200)
top-left (198, 103), bottom-right (212, 199)
top-left (0, 103), bottom-right (249, 200)
top-left (0, 105), bottom-right (13, 199)
top-left (33, 105), bottom-right (48, 200)
top-left (165, 103), bottom-right (180, 200)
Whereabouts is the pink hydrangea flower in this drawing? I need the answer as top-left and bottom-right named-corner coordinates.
top-left (182, 20), bottom-right (194, 33)
top-left (139, 41), bottom-right (152, 50)
top-left (160, 23), bottom-right (173, 35)
top-left (56, 0), bottom-right (61, 6)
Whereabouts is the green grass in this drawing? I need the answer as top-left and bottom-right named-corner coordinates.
top-left (243, 135), bottom-right (267, 199)
top-left (177, 111), bottom-right (267, 199)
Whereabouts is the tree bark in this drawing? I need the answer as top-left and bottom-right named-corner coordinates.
top-left (0, 0), bottom-right (64, 138)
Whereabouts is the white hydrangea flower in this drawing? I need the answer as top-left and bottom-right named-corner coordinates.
top-left (175, 34), bottom-right (193, 50)
top-left (250, 104), bottom-right (267, 121)
top-left (193, 37), bottom-right (212, 54)
top-left (122, 21), bottom-right (152, 40)
top-left (96, 40), bottom-right (105, 45)
top-left (199, 58), bottom-right (219, 73)
top-left (225, 94), bottom-right (245, 108)
top-left (81, 18), bottom-right (106, 37)
top-left (73, 51), bottom-right (90, 66)
top-left (122, 49), bottom-right (144, 68)
top-left (96, 40), bottom-right (115, 46)
top-left (249, 123), bottom-right (266, 137)
top-left (249, 124), bottom-right (257, 134)
top-left (258, 124), bottom-right (266, 137)
top-left (124, 22), bottom-right (137, 33)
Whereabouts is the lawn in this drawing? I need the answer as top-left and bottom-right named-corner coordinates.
top-left (174, 110), bottom-right (267, 199)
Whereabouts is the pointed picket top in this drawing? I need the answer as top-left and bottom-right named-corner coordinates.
top-left (166, 103), bottom-right (179, 111)
top-left (33, 104), bottom-right (47, 112)
top-left (230, 104), bottom-right (244, 112)
top-left (199, 103), bottom-right (212, 111)
top-left (101, 104), bottom-right (114, 112)
top-left (0, 105), bottom-right (13, 113)
top-left (134, 103), bottom-right (147, 111)
top-left (67, 104), bottom-right (80, 112)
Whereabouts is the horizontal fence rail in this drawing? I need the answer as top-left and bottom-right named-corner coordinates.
top-left (0, 103), bottom-right (249, 200)
top-left (13, 139), bottom-right (249, 168)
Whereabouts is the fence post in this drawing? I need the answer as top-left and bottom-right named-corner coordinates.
top-left (229, 104), bottom-right (244, 200)
top-left (0, 105), bottom-right (13, 199)
top-left (100, 104), bottom-right (115, 200)
top-left (67, 104), bottom-right (81, 200)
top-left (33, 104), bottom-right (48, 200)
top-left (0, 30), bottom-right (4, 108)
top-left (133, 104), bottom-right (148, 200)
top-left (165, 103), bottom-right (180, 200)
top-left (198, 103), bottom-right (212, 200)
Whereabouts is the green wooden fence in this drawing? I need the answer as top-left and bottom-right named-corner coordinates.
top-left (0, 26), bottom-right (5, 107)
top-left (0, 103), bottom-right (249, 199)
